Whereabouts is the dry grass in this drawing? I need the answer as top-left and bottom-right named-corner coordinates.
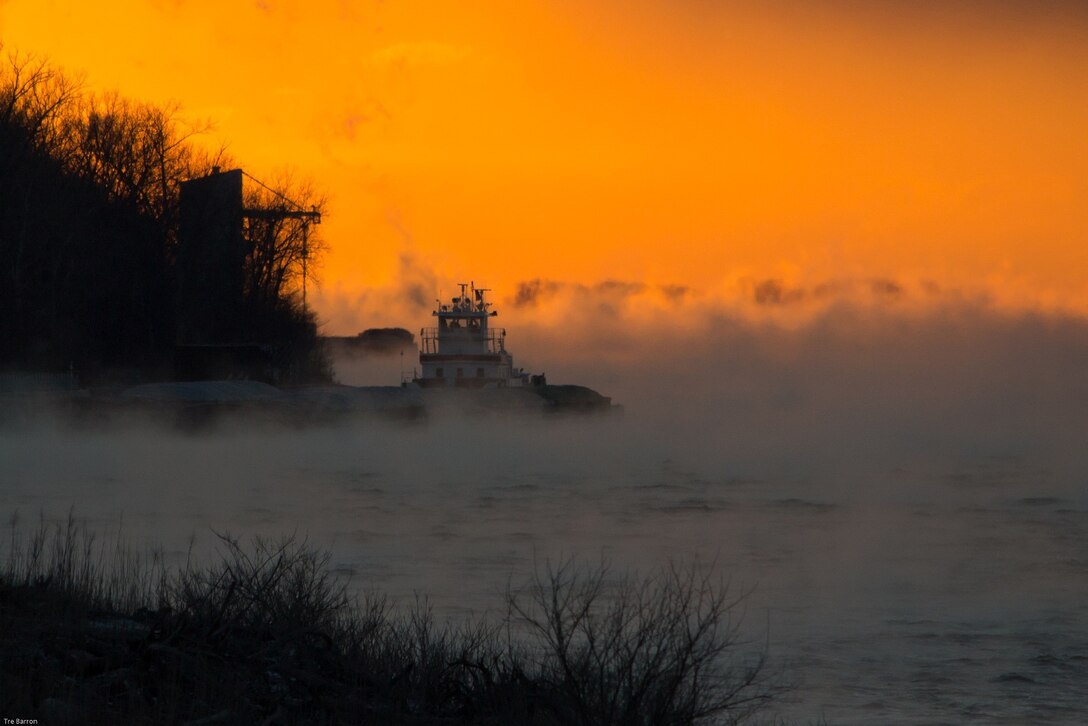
top-left (0, 512), bottom-right (783, 725)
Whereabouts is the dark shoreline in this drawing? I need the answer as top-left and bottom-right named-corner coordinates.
top-left (0, 519), bottom-right (776, 725)
top-left (0, 381), bottom-right (620, 431)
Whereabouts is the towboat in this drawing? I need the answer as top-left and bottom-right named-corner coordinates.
top-left (409, 281), bottom-right (618, 413)
top-left (413, 282), bottom-right (535, 389)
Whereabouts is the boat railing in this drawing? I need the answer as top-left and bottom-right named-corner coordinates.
top-left (420, 327), bottom-right (506, 354)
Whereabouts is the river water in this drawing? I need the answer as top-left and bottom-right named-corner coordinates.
top-left (2, 401), bottom-right (1086, 724)
top-left (6, 307), bottom-right (1088, 722)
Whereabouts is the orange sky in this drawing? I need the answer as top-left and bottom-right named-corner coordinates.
top-left (3, 0), bottom-right (1087, 332)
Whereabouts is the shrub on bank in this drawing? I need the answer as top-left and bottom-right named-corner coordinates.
top-left (0, 514), bottom-right (781, 725)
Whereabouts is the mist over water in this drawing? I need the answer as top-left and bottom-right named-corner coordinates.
top-left (3, 303), bottom-right (1088, 723)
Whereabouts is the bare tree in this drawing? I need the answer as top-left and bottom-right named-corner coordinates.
top-left (1, 50), bottom-right (84, 347)
top-left (62, 92), bottom-right (214, 228)
top-left (241, 172), bottom-right (328, 311)
top-left (0, 47), bottom-right (81, 159)
top-left (1, 45), bottom-right (330, 378)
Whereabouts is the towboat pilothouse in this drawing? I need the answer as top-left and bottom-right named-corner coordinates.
top-left (413, 283), bottom-right (534, 389)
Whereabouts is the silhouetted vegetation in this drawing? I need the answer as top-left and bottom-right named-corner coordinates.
top-left (0, 514), bottom-right (782, 724)
top-left (0, 48), bottom-right (329, 384)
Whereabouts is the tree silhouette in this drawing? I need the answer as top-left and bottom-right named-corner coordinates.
top-left (0, 47), bottom-right (329, 383)
top-left (242, 173), bottom-right (327, 315)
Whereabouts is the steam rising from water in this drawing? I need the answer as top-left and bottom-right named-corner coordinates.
top-left (3, 301), bottom-right (1088, 722)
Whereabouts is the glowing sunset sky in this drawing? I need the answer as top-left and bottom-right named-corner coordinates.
top-left (3, 0), bottom-right (1086, 332)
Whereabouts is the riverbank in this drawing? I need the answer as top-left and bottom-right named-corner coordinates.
top-left (0, 515), bottom-right (776, 725)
